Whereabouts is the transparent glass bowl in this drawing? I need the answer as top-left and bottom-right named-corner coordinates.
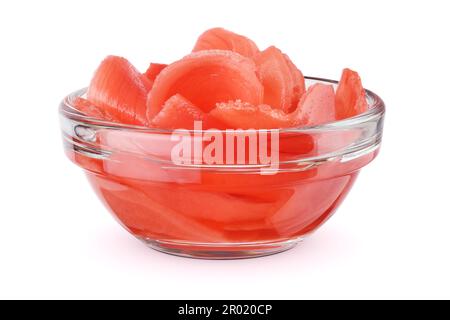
top-left (59, 77), bottom-right (385, 259)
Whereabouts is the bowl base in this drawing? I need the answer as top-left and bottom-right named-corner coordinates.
top-left (140, 238), bottom-right (302, 260)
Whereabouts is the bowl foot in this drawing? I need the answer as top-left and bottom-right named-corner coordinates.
top-left (140, 238), bottom-right (302, 260)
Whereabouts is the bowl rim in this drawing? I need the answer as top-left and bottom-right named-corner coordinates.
top-left (59, 76), bottom-right (385, 133)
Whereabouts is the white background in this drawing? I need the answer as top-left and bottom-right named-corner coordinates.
top-left (0, 0), bottom-right (449, 299)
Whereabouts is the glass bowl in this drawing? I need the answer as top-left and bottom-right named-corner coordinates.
top-left (59, 77), bottom-right (385, 259)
